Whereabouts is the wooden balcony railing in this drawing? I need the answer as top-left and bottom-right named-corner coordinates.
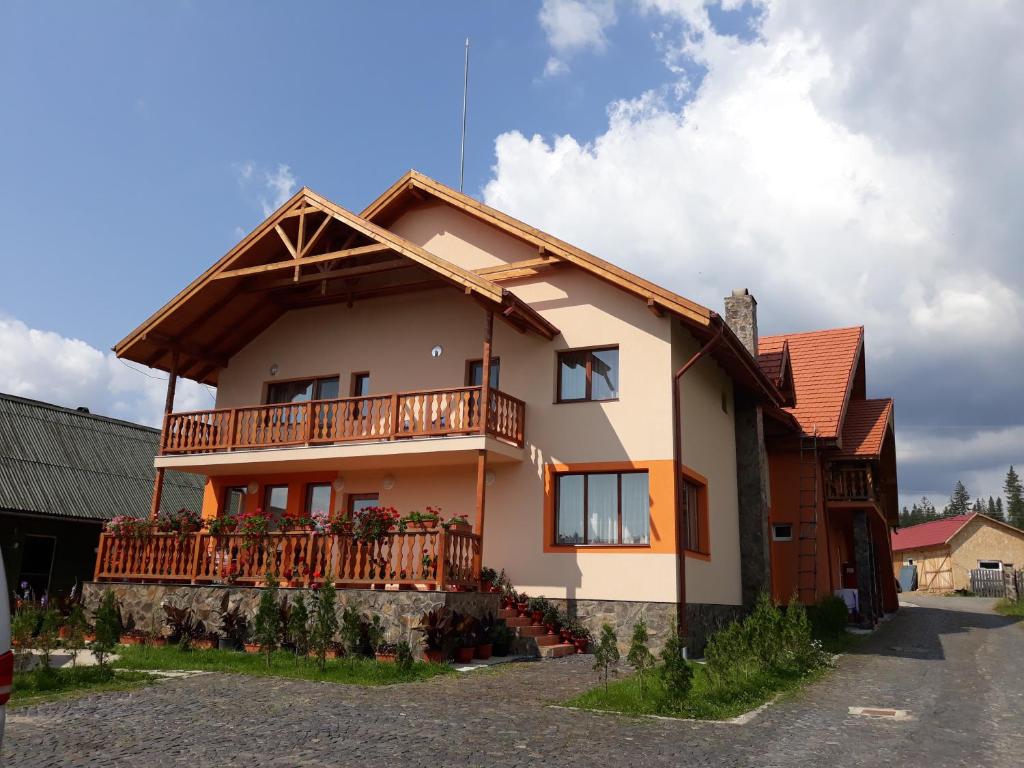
top-left (825, 465), bottom-right (876, 502)
top-left (161, 385), bottom-right (526, 455)
top-left (93, 528), bottom-right (481, 591)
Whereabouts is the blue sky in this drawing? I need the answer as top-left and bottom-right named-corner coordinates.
top-left (2, 1), bottom-right (1023, 510)
top-left (0, 0), bottom-right (684, 348)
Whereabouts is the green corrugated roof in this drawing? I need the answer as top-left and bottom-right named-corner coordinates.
top-left (0, 393), bottom-right (204, 521)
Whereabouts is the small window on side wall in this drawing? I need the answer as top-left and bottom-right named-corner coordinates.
top-left (557, 347), bottom-right (619, 402)
top-left (223, 486), bottom-right (247, 517)
top-left (466, 358), bottom-right (500, 389)
top-left (771, 523), bottom-right (793, 542)
top-left (682, 477), bottom-right (710, 555)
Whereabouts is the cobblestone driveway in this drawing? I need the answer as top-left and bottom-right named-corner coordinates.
top-left (4, 595), bottom-right (1021, 768)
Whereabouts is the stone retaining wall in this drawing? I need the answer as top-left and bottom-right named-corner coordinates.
top-left (82, 582), bottom-right (499, 652)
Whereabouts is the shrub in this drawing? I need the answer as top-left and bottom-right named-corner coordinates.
top-left (780, 594), bottom-right (816, 670)
top-left (626, 618), bottom-right (656, 697)
top-left (340, 606), bottom-right (365, 656)
top-left (592, 623), bottom-right (620, 693)
top-left (252, 574), bottom-right (282, 665)
top-left (747, 592), bottom-right (784, 669)
top-left (413, 607), bottom-right (453, 654)
top-left (218, 592), bottom-right (248, 648)
top-left (64, 603), bottom-right (88, 667)
top-left (11, 604), bottom-right (39, 672)
top-left (704, 619), bottom-right (753, 686)
top-left (310, 576), bottom-right (339, 671)
top-left (659, 620), bottom-right (693, 701)
top-left (809, 594), bottom-right (849, 639)
top-left (396, 640), bottom-right (414, 671)
top-left (93, 589), bottom-right (121, 668)
top-left (36, 607), bottom-right (61, 668)
top-left (287, 593), bottom-right (311, 656)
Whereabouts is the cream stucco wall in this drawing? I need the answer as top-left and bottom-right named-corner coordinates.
top-left (206, 201), bottom-right (743, 606)
top-left (949, 519), bottom-right (1024, 590)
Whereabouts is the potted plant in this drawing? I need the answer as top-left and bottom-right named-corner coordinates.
top-left (491, 624), bottom-right (514, 657)
top-left (528, 596), bottom-right (549, 626)
top-left (162, 603), bottom-right (201, 649)
top-left (237, 508), bottom-right (272, 549)
top-left (543, 605), bottom-right (561, 635)
top-left (571, 622), bottom-right (592, 654)
top-left (243, 632), bottom-right (261, 654)
top-left (120, 628), bottom-right (147, 646)
top-left (375, 641), bottom-right (399, 663)
top-left (515, 592), bottom-right (529, 617)
top-left (442, 515), bottom-right (471, 532)
top-left (281, 509), bottom-right (314, 532)
top-left (106, 515), bottom-right (151, 539)
top-left (218, 592), bottom-right (248, 651)
top-left (207, 513), bottom-right (238, 537)
top-left (149, 632), bottom-right (168, 647)
top-left (193, 631), bottom-right (218, 651)
top-left (480, 567), bottom-right (498, 593)
top-left (476, 613), bottom-right (496, 660)
top-left (351, 505), bottom-right (400, 543)
top-left (452, 613), bottom-right (478, 663)
top-left (414, 606), bottom-right (452, 663)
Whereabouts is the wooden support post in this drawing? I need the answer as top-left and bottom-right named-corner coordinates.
top-left (480, 309), bottom-right (494, 433)
top-left (474, 449), bottom-right (487, 579)
top-left (149, 352), bottom-right (179, 520)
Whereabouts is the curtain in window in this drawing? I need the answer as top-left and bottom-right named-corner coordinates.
top-left (557, 475), bottom-right (585, 544)
top-left (559, 351), bottom-right (588, 400)
top-left (683, 482), bottom-right (700, 551)
top-left (621, 473), bottom-right (650, 544)
top-left (587, 474), bottom-right (618, 544)
top-left (591, 348), bottom-right (619, 400)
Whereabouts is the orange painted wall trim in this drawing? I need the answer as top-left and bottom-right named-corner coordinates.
top-left (543, 460), bottom-right (680, 555)
top-left (201, 471), bottom-right (341, 521)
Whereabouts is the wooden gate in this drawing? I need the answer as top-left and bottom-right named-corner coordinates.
top-left (970, 569), bottom-right (1006, 597)
top-left (920, 554), bottom-right (953, 592)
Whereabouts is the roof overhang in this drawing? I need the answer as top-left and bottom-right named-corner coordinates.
top-left (114, 188), bottom-right (558, 385)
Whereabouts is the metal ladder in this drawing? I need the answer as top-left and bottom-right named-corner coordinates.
top-left (797, 431), bottom-right (819, 601)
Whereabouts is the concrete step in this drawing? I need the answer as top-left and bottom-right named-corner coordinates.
top-left (535, 633), bottom-right (563, 647)
top-left (497, 608), bottom-right (518, 620)
top-left (504, 616), bottom-right (532, 628)
top-left (516, 625), bottom-right (547, 638)
top-left (539, 643), bottom-right (577, 659)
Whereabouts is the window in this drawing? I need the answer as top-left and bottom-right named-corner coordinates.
top-left (978, 560), bottom-right (1003, 571)
top-left (266, 376), bottom-right (340, 404)
top-left (557, 347), bottom-right (618, 402)
top-left (351, 372), bottom-right (371, 397)
top-left (466, 358), bottom-right (500, 389)
top-left (682, 478), bottom-right (709, 555)
top-left (347, 493), bottom-right (379, 516)
top-left (305, 483), bottom-right (332, 516)
top-left (18, 535), bottom-right (56, 598)
top-left (555, 471), bottom-right (649, 546)
top-left (223, 486), bottom-right (247, 516)
top-left (263, 485), bottom-right (289, 523)
top-left (771, 523), bottom-right (793, 542)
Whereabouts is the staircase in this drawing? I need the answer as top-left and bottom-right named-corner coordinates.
top-left (498, 608), bottom-right (576, 658)
top-left (797, 432), bottom-right (820, 602)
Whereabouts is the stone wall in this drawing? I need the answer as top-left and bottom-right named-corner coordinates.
top-left (83, 582), bottom-right (498, 653)
top-left (546, 597), bottom-right (744, 656)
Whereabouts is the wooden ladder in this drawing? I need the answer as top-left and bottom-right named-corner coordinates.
top-left (797, 432), bottom-right (819, 601)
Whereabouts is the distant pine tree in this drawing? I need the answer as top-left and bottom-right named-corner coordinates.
top-left (899, 506), bottom-right (911, 528)
top-left (947, 481), bottom-right (971, 517)
top-left (971, 498), bottom-right (985, 513)
top-left (920, 496), bottom-right (938, 522)
top-left (1004, 466), bottom-right (1024, 529)
top-left (995, 496), bottom-right (1005, 522)
top-left (985, 496), bottom-right (1006, 522)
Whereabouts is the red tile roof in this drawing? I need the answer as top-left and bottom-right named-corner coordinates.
top-left (758, 327), bottom-right (863, 439)
top-left (757, 340), bottom-right (788, 386)
top-left (836, 398), bottom-right (893, 458)
top-left (891, 514), bottom-right (974, 552)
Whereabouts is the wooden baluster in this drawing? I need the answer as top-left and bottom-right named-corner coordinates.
top-left (436, 529), bottom-right (447, 590)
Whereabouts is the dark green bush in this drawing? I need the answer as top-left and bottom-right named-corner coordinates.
top-left (659, 620), bottom-right (693, 700)
top-left (808, 594), bottom-right (849, 638)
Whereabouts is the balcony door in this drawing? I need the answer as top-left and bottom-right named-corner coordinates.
top-left (264, 376), bottom-right (340, 441)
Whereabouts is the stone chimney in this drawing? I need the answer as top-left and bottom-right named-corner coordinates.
top-left (723, 288), bottom-right (758, 356)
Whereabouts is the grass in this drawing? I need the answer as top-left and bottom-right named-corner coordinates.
top-left (994, 598), bottom-right (1024, 617)
top-left (10, 666), bottom-right (156, 708)
top-left (565, 662), bottom-right (824, 721)
top-left (114, 644), bottom-right (454, 685)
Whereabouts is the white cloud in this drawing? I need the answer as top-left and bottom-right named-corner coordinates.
top-left (539, 0), bottom-right (618, 75)
top-left (501, 0), bottom-right (1024, 501)
top-left (261, 164), bottom-right (297, 216)
top-left (0, 316), bottom-right (213, 427)
top-left (233, 160), bottom-right (298, 218)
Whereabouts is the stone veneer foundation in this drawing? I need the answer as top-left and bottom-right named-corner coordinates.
top-left (82, 582), bottom-right (499, 656)
top-left (545, 598), bottom-right (745, 656)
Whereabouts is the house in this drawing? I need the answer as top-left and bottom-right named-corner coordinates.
top-left (91, 170), bottom-right (890, 650)
top-left (892, 513), bottom-right (1024, 593)
top-left (0, 393), bottom-right (204, 602)
top-left (756, 323), bottom-right (900, 625)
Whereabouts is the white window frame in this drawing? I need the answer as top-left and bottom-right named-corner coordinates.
top-left (771, 523), bottom-right (793, 542)
top-left (978, 560), bottom-right (1003, 571)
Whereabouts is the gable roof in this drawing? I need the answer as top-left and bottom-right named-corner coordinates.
top-left (891, 512), bottom-right (1024, 552)
top-left (0, 393), bottom-right (204, 521)
top-left (114, 188), bottom-right (558, 384)
top-left (362, 170), bottom-right (792, 410)
top-left (758, 326), bottom-right (864, 440)
top-left (836, 398), bottom-right (893, 458)
top-left (757, 339), bottom-right (794, 406)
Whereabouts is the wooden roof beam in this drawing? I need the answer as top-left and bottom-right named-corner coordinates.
top-left (140, 332), bottom-right (228, 370)
top-left (244, 258), bottom-right (416, 293)
top-left (212, 244), bottom-right (392, 280)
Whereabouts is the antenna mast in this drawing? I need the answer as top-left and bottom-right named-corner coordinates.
top-left (460, 37), bottom-right (470, 192)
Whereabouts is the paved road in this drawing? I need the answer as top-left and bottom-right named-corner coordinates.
top-left (4, 595), bottom-right (1021, 767)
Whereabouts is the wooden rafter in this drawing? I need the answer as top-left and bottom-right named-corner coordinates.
top-left (212, 244), bottom-right (391, 280)
top-left (275, 224), bottom-right (298, 259)
top-left (244, 258), bottom-right (417, 292)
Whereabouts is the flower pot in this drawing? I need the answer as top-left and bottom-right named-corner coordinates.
top-left (573, 637), bottom-right (589, 654)
top-left (454, 646), bottom-right (475, 663)
top-left (324, 646), bottom-right (341, 659)
top-left (516, 602), bottom-right (529, 617)
top-left (530, 610), bottom-right (544, 626)
top-left (243, 642), bottom-right (261, 654)
top-left (474, 643), bottom-right (493, 660)
top-left (544, 623), bottom-right (558, 635)
top-left (120, 634), bottom-right (146, 646)
top-left (83, 633), bottom-right (96, 644)
top-left (194, 638), bottom-right (216, 650)
top-left (560, 628), bottom-right (573, 643)
top-left (218, 637), bottom-right (236, 651)
top-left (375, 652), bottom-right (397, 663)
top-left (423, 648), bottom-right (445, 663)
top-left (59, 626), bottom-right (72, 640)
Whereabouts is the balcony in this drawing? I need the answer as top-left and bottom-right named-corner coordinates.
top-left (93, 527), bottom-right (481, 591)
top-left (160, 385), bottom-right (525, 456)
top-left (824, 464), bottom-right (876, 503)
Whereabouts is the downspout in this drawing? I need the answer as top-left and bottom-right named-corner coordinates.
top-left (672, 323), bottom-right (724, 641)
